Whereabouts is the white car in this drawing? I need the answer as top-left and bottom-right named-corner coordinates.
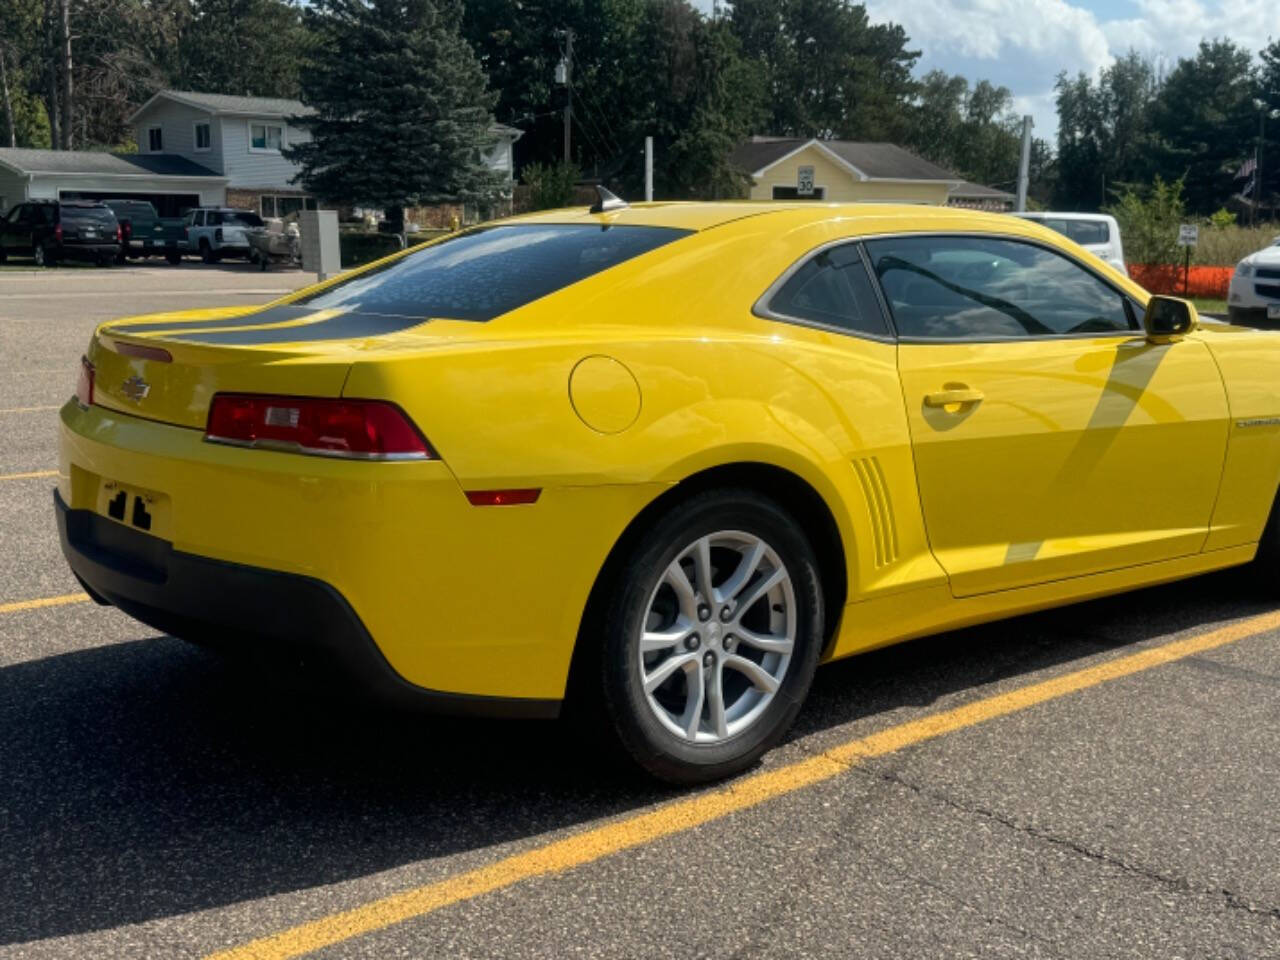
top-left (1228, 236), bottom-right (1280, 325)
top-left (1012, 211), bottom-right (1128, 277)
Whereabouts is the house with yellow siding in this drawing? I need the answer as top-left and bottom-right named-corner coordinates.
top-left (729, 136), bottom-right (961, 205)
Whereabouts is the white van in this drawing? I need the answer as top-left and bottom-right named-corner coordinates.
top-left (1012, 211), bottom-right (1128, 277)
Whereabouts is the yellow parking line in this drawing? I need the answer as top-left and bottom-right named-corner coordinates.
top-left (0, 404), bottom-right (60, 414)
top-left (0, 592), bottom-right (89, 615)
top-left (0, 469), bottom-right (58, 481)
top-left (206, 608), bottom-right (1280, 960)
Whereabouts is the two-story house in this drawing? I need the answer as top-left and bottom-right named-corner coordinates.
top-left (129, 90), bottom-right (317, 217)
top-left (0, 89), bottom-right (522, 220)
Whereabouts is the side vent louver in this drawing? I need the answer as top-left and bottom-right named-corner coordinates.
top-left (852, 456), bottom-right (900, 568)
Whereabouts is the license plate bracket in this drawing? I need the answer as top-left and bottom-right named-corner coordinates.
top-left (98, 480), bottom-right (170, 538)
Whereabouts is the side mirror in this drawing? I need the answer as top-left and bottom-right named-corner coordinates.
top-left (1143, 296), bottom-right (1198, 340)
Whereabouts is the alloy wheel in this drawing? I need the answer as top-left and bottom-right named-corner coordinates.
top-left (637, 531), bottom-right (795, 743)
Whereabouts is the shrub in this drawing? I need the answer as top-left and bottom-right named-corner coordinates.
top-left (1105, 176), bottom-right (1185, 267)
top-left (1193, 224), bottom-right (1280, 266)
top-left (1208, 208), bottom-right (1236, 230)
top-left (521, 162), bottom-right (581, 211)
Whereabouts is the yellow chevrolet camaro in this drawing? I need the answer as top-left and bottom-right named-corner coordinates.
top-left (56, 199), bottom-right (1280, 782)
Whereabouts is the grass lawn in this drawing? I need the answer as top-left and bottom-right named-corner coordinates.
top-left (1192, 298), bottom-right (1227, 316)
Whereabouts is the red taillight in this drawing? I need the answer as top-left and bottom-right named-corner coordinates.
top-left (465, 489), bottom-right (541, 506)
top-left (76, 356), bottom-right (94, 407)
top-left (121, 221), bottom-right (131, 240)
top-left (116, 224), bottom-right (123, 243)
top-left (205, 394), bottom-right (433, 460)
top-left (55, 223), bottom-right (63, 244)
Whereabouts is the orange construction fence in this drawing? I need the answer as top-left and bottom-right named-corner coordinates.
top-left (1127, 264), bottom-right (1233, 299)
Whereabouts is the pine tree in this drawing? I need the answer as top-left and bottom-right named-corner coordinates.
top-left (286, 0), bottom-right (502, 217)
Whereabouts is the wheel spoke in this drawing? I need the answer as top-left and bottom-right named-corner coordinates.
top-left (663, 561), bottom-right (698, 619)
top-left (693, 536), bottom-right (716, 607)
top-left (734, 626), bottom-right (793, 656)
top-left (643, 651), bottom-right (699, 693)
top-left (717, 540), bottom-right (765, 606)
top-left (732, 567), bottom-right (785, 621)
top-left (724, 654), bottom-right (780, 694)
top-left (680, 662), bottom-right (706, 739)
top-left (640, 616), bottom-right (696, 654)
top-left (707, 661), bottom-right (728, 737)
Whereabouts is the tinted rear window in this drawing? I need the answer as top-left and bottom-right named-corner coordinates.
top-left (1042, 218), bottom-right (1110, 245)
top-left (61, 207), bottom-right (117, 227)
top-left (297, 224), bottom-right (691, 321)
top-left (209, 211), bottom-right (264, 227)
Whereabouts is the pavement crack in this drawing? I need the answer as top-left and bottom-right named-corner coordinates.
top-left (864, 767), bottom-right (1280, 924)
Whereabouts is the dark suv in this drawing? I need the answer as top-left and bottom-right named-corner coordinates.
top-left (0, 200), bottom-right (122, 267)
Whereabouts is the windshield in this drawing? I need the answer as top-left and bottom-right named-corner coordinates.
top-left (297, 224), bottom-right (691, 321)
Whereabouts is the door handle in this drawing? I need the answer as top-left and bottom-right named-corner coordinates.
top-left (924, 387), bottom-right (985, 408)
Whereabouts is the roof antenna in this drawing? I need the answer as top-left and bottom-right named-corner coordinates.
top-left (589, 184), bottom-right (628, 214)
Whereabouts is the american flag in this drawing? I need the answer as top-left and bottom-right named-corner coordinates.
top-left (1238, 156), bottom-right (1258, 179)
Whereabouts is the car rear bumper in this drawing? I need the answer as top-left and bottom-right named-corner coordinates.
top-left (58, 243), bottom-right (121, 261)
top-left (54, 488), bottom-right (559, 718)
top-left (57, 398), bottom-right (666, 707)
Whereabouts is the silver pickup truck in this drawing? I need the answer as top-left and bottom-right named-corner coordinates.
top-left (183, 207), bottom-right (265, 263)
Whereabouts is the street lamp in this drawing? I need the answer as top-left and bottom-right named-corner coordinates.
top-left (1252, 97), bottom-right (1280, 225)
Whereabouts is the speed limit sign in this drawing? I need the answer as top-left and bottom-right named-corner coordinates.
top-left (797, 165), bottom-right (815, 196)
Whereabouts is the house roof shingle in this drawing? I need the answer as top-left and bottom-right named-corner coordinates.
top-left (729, 136), bottom-right (959, 182)
top-left (0, 148), bottom-right (224, 178)
top-left (949, 180), bottom-right (1016, 200)
top-left (151, 90), bottom-right (312, 118)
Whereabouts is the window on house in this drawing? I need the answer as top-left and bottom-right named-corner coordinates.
top-left (250, 123), bottom-right (283, 151)
top-left (772, 186), bottom-right (825, 200)
top-left (147, 127), bottom-right (163, 152)
top-left (194, 123), bottom-right (211, 151)
top-left (260, 196), bottom-right (277, 218)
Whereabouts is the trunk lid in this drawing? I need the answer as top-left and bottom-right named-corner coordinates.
top-left (90, 306), bottom-right (358, 429)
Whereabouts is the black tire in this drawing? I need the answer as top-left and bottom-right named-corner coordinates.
top-left (199, 239), bottom-right (218, 264)
top-left (166, 250), bottom-right (182, 265)
top-left (33, 243), bottom-right (53, 268)
top-left (0, 248), bottom-right (7, 263)
top-left (1255, 494), bottom-right (1280, 589)
top-left (595, 488), bottom-right (824, 784)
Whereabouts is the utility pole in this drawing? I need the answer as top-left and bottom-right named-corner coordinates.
top-left (556, 28), bottom-right (574, 166)
top-left (1015, 115), bottom-right (1032, 212)
top-left (644, 136), bottom-right (653, 201)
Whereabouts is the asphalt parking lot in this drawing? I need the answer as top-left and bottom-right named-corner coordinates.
top-left (2, 265), bottom-right (1280, 959)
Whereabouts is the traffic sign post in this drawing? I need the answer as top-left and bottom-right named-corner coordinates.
top-left (797, 165), bottom-right (815, 197)
top-left (1177, 224), bottom-right (1198, 297)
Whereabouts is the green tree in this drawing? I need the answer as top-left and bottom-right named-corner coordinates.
top-left (1151, 39), bottom-right (1256, 213)
top-left (288, 0), bottom-right (504, 221)
top-left (907, 70), bottom-right (1023, 187)
top-left (1257, 38), bottom-right (1280, 214)
top-left (177, 0), bottom-right (310, 98)
top-left (1055, 51), bottom-right (1160, 210)
top-left (730, 0), bottom-right (918, 140)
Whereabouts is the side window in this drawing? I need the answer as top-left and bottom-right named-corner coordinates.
top-left (147, 126), bottom-right (163, 152)
top-left (864, 235), bottom-right (1134, 340)
top-left (765, 243), bottom-right (890, 338)
top-left (16, 205), bottom-right (33, 224)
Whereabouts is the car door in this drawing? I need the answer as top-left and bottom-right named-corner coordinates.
top-left (1, 204), bottom-right (30, 253)
top-left (867, 233), bottom-right (1230, 597)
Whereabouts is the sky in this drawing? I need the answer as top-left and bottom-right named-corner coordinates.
top-left (696, 0), bottom-right (1278, 139)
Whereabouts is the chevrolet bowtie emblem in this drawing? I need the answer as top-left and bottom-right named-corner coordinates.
top-left (121, 375), bottom-right (150, 402)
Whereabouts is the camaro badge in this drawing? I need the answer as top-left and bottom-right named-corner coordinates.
top-left (121, 375), bottom-right (150, 402)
